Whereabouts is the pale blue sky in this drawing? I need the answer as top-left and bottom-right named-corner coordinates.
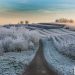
top-left (0, 0), bottom-right (75, 11)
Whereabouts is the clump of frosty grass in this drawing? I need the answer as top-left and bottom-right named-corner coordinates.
top-left (0, 27), bottom-right (41, 53)
top-left (0, 27), bottom-right (41, 75)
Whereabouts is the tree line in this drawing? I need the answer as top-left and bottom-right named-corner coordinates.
top-left (55, 18), bottom-right (74, 23)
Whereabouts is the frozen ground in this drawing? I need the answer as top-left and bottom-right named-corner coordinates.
top-left (0, 24), bottom-right (75, 75)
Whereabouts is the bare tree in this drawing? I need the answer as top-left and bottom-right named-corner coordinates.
top-left (55, 19), bottom-right (59, 22)
top-left (20, 21), bottom-right (24, 24)
top-left (25, 20), bottom-right (29, 24)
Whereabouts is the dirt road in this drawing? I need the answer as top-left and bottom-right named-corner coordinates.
top-left (23, 41), bottom-right (57, 75)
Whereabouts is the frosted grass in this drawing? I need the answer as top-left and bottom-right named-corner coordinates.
top-left (0, 26), bottom-right (75, 75)
top-left (0, 27), bottom-right (41, 75)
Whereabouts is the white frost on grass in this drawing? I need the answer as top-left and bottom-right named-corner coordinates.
top-left (0, 51), bottom-right (36, 75)
top-left (0, 26), bottom-right (75, 75)
top-left (50, 33), bottom-right (75, 57)
top-left (0, 27), bottom-right (41, 53)
top-left (42, 37), bottom-right (75, 75)
top-left (0, 27), bottom-right (41, 75)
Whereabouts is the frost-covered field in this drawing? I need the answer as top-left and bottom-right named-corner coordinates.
top-left (0, 26), bottom-right (41, 75)
top-left (0, 24), bottom-right (75, 75)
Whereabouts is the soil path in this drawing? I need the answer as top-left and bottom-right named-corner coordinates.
top-left (23, 41), bottom-right (57, 75)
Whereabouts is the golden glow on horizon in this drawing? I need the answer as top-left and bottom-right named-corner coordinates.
top-left (0, 17), bottom-right (53, 25)
top-left (0, 13), bottom-right (55, 25)
top-left (0, 11), bottom-right (75, 25)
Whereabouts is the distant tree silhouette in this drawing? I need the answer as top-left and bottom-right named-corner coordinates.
top-left (55, 19), bottom-right (59, 22)
top-left (69, 19), bottom-right (74, 23)
top-left (25, 20), bottom-right (29, 24)
top-left (55, 18), bottom-right (74, 23)
top-left (20, 21), bottom-right (24, 24)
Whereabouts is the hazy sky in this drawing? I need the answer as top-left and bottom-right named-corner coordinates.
top-left (0, 0), bottom-right (75, 24)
